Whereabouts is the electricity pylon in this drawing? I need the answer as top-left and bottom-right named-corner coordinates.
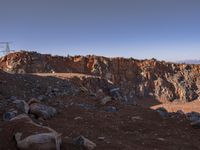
top-left (0, 42), bottom-right (14, 55)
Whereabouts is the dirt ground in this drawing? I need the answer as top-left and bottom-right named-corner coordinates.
top-left (1, 73), bottom-right (200, 150)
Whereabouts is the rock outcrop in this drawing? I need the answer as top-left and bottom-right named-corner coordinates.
top-left (0, 51), bottom-right (200, 102)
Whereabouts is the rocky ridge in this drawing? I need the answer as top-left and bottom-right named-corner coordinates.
top-left (0, 51), bottom-right (200, 103)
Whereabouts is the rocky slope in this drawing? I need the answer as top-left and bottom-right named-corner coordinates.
top-left (1, 71), bottom-right (200, 150)
top-left (0, 51), bottom-right (200, 103)
top-left (1, 51), bottom-right (200, 150)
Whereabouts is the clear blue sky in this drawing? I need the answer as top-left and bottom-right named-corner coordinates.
top-left (0, 0), bottom-right (200, 61)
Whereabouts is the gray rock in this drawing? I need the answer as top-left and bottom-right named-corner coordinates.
top-left (100, 96), bottom-right (112, 105)
top-left (53, 88), bottom-right (59, 92)
top-left (3, 111), bottom-right (17, 121)
top-left (131, 116), bottom-right (143, 121)
top-left (29, 102), bottom-right (57, 119)
top-left (104, 106), bottom-right (117, 113)
top-left (109, 87), bottom-right (123, 100)
top-left (190, 119), bottom-right (200, 128)
top-left (74, 116), bottom-right (83, 120)
top-left (37, 95), bottom-right (47, 102)
top-left (13, 100), bottom-right (29, 114)
top-left (74, 135), bottom-right (96, 150)
top-left (10, 96), bottom-right (17, 101)
top-left (186, 112), bottom-right (200, 122)
top-left (110, 88), bottom-right (120, 93)
top-left (97, 137), bottom-right (105, 141)
top-left (11, 114), bottom-right (62, 150)
top-left (156, 107), bottom-right (169, 118)
top-left (77, 103), bottom-right (96, 110)
top-left (96, 89), bottom-right (104, 97)
top-left (15, 132), bottom-right (62, 150)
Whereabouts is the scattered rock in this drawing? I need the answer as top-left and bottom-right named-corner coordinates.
top-left (76, 103), bottom-right (96, 110)
top-left (97, 137), bottom-right (105, 141)
top-left (9, 96), bottom-right (17, 101)
top-left (190, 120), bottom-right (200, 128)
top-left (13, 100), bottom-right (29, 114)
top-left (37, 95), bottom-right (46, 101)
top-left (74, 116), bottom-right (83, 120)
top-left (29, 99), bottom-right (57, 119)
top-left (157, 138), bottom-right (165, 141)
top-left (53, 88), bottom-right (59, 92)
top-left (109, 88), bottom-right (122, 100)
top-left (156, 107), bottom-right (169, 118)
top-left (89, 92), bottom-right (96, 97)
top-left (80, 86), bottom-right (89, 92)
top-left (104, 106), bottom-right (117, 113)
top-left (3, 111), bottom-right (17, 121)
top-left (131, 116), bottom-right (143, 121)
top-left (110, 88), bottom-right (120, 93)
top-left (74, 135), bottom-right (96, 150)
top-left (100, 96), bottom-right (112, 105)
top-left (96, 89), bottom-right (105, 98)
top-left (186, 112), bottom-right (200, 122)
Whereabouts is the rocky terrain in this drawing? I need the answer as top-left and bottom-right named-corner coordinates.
top-left (0, 51), bottom-right (200, 150)
top-left (1, 51), bottom-right (200, 103)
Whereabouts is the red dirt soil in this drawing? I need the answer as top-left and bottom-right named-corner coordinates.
top-left (0, 73), bottom-right (200, 150)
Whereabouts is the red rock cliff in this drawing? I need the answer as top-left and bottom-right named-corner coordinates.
top-left (0, 51), bottom-right (200, 102)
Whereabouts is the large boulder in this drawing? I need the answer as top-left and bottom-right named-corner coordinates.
top-left (15, 132), bottom-right (61, 150)
top-left (10, 114), bottom-right (62, 150)
top-left (28, 99), bottom-right (57, 119)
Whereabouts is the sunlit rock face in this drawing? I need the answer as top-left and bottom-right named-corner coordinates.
top-left (1, 51), bottom-right (200, 102)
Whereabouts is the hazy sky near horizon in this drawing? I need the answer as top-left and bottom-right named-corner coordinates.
top-left (0, 0), bottom-right (200, 60)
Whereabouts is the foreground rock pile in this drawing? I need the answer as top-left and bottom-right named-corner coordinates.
top-left (0, 70), bottom-right (126, 149)
top-left (0, 51), bottom-right (200, 102)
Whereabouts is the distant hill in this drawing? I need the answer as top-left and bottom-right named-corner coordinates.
top-left (177, 60), bottom-right (200, 64)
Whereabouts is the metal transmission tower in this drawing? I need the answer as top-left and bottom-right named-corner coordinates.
top-left (0, 42), bottom-right (14, 55)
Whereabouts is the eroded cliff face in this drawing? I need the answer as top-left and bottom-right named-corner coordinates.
top-left (0, 51), bottom-right (200, 102)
